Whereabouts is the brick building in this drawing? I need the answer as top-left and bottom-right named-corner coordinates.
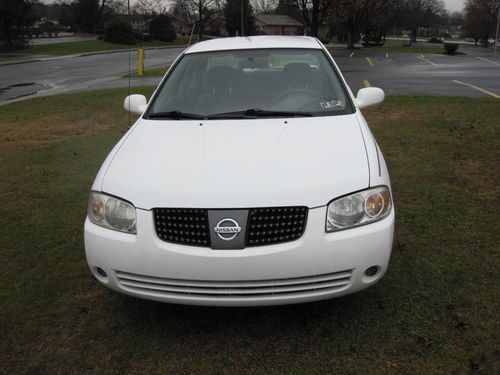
top-left (254, 15), bottom-right (302, 36)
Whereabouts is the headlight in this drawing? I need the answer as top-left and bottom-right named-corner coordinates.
top-left (88, 192), bottom-right (137, 234)
top-left (326, 186), bottom-right (392, 231)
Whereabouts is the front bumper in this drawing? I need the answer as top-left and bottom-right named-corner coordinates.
top-left (84, 206), bottom-right (394, 306)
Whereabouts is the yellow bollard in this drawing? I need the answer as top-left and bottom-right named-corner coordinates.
top-left (138, 47), bottom-right (144, 77)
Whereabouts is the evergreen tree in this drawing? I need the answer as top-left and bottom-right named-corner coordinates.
top-left (74, 0), bottom-right (100, 33)
top-left (224, 0), bottom-right (257, 36)
top-left (149, 14), bottom-right (176, 42)
top-left (0, 0), bottom-right (36, 50)
top-left (276, 0), bottom-right (302, 22)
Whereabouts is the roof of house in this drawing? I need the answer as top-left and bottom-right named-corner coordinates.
top-left (253, 15), bottom-right (302, 27)
top-left (185, 35), bottom-right (321, 54)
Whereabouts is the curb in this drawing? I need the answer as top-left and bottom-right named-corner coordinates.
top-left (0, 58), bottom-right (42, 66)
top-left (0, 44), bottom-right (187, 66)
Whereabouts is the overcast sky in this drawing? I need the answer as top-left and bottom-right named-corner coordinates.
top-left (444, 0), bottom-right (465, 13)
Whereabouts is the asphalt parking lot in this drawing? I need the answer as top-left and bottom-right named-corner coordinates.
top-left (0, 46), bottom-right (499, 104)
top-left (330, 49), bottom-right (500, 98)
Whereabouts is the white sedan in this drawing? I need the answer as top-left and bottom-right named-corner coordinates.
top-left (84, 36), bottom-right (395, 306)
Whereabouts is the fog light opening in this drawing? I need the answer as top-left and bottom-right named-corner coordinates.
top-left (92, 266), bottom-right (109, 282)
top-left (365, 266), bottom-right (379, 277)
top-left (96, 267), bottom-right (107, 278)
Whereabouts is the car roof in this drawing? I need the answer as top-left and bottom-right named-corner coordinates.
top-left (185, 36), bottom-right (322, 54)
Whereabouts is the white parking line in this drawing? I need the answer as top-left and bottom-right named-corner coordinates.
top-left (476, 56), bottom-right (500, 67)
top-left (417, 55), bottom-right (438, 67)
top-left (453, 80), bottom-right (500, 99)
top-left (349, 52), bottom-right (354, 58)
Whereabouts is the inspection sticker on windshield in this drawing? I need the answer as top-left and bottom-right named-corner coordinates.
top-left (320, 100), bottom-right (343, 109)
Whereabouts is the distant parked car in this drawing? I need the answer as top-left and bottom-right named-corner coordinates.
top-left (488, 38), bottom-right (500, 46)
top-left (428, 36), bottom-right (443, 44)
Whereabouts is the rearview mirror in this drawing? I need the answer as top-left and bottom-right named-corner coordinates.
top-left (124, 94), bottom-right (147, 115)
top-left (355, 87), bottom-right (385, 109)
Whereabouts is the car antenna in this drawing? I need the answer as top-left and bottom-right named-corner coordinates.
top-left (127, 0), bottom-right (131, 127)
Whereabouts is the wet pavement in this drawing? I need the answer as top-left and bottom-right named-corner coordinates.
top-left (0, 46), bottom-right (499, 106)
top-left (331, 48), bottom-right (500, 98)
top-left (0, 47), bottom-right (185, 104)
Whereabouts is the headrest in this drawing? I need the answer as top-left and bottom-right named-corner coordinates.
top-left (206, 66), bottom-right (242, 88)
top-left (282, 63), bottom-right (313, 88)
top-left (282, 63), bottom-right (313, 79)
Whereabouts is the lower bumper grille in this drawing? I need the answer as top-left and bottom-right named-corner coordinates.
top-left (115, 270), bottom-right (352, 299)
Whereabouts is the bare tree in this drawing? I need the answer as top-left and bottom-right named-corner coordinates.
top-left (297, 0), bottom-right (331, 37)
top-left (75, 0), bottom-right (125, 32)
top-left (328, 0), bottom-right (401, 48)
top-left (464, 0), bottom-right (499, 47)
top-left (252, 0), bottom-right (277, 14)
top-left (330, 0), bottom-right (367, 48)
top-left (400, 0), bottom-right (446, 43)
top-left (134, 0), bottom-right (169, 16)
top-left (98, 0), bottom-right (121, 23)
top-left (172, 0), bottom-right (223, 41)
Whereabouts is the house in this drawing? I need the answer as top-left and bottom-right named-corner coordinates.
top-left (253, 15), bottom-right (302, 36)
top-left (32, 18), bottom-right (64, 37)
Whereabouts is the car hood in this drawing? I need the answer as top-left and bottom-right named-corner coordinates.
top-left (102, 115), bottom-right (369, 209)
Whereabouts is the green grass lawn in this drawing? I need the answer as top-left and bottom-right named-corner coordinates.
top-left (0, 90), bottom-right (499, 374)
top-left (1, 38), bottom-right (187, 58)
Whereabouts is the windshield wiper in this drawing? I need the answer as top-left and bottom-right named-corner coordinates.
top-left (206, 108), bottom-right (314, 119)
top-left (147, 111), bottom-right (205, 120)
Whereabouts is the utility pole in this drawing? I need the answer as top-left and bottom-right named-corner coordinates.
top-left (241, 0), bottom-right (244, 36)
top-left (495, 5), bottom-right (499, 56)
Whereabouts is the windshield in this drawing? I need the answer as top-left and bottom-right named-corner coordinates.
top-left (146, 48), bottom-right (353, 119)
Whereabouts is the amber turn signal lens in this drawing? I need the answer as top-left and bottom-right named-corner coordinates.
top-left (365, 192), bottom-right (384, 217)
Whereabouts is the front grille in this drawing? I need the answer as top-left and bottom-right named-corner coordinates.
top-left (247, 206), bottom-right (308, 246)
top-left (115, 270), bottom-right (352, 300)
top-left (153, 206), bottom-right (308, 248)
top-left (154, 208), bottom-right (210, 246)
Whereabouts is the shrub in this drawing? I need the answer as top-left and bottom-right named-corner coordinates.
top-left (149, 15), bottom-right (176, 42)
top-left (104, 20), bottom-right (136, 45)
top-left (135, 32), bottom-right (153, 42)
top-left (443, 42), bottom-right (459, 54)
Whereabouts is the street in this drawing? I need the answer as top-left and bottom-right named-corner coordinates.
top-left (0, 47), bottom-right (185, 103)
top-left (1, 45), bottom-right (499, 105)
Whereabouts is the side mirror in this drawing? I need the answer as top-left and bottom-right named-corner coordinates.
top-left (124, 94), bottom-right (147, 115)
top-left (355, 87), bottom-right (385, 109)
